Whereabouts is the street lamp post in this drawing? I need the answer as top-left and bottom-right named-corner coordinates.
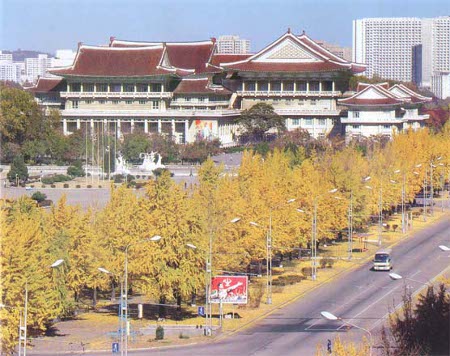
top-left (430, 157), bottom-right (443, 217)
top-left (321, 311), bottom-right (372, 356)
top-left (123, 235), bottom-right (162, 356)
top-left (250, 198), bottom-right (295, 304)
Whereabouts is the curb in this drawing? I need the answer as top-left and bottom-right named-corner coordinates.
top-left (28, 211), bottom-right (450, 354)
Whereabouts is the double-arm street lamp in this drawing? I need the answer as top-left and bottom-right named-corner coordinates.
top-left (321, 311), bottom-right (372, 356)
top-left (99, 235), bottom-right (162, 356)
top-left (2, 259), bottom-right (65, 356)
top-left (248, 198), bottom-right (296, 305)
top-left (298, 190), bottom-right (337, 281)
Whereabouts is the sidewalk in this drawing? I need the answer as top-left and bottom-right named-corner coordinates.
top-left (25, 208), bottom-right (450, 355)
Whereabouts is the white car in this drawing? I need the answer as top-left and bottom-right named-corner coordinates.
top-left (373, 249), bottom-right (392, 271)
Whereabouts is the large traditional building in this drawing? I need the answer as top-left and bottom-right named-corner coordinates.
top-left (339, 83), bottom-right (431, 142)
top-left (27, 30), bottom-right (429, 145)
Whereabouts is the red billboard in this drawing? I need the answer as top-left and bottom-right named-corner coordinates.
top-left (210, 276), bottom-right (248, 304)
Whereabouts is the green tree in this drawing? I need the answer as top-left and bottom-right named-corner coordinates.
top-left (122, 131), bottom-right (151, 163)
top-left (236, 103), bottom-right (286, 142)
top-left (7, 155), bottom-right (28, 183)
top-left (382, 284), bottom-right (450, 356)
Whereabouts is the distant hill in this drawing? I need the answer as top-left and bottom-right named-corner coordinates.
top-left (3, 50), bottom-right (53, 61)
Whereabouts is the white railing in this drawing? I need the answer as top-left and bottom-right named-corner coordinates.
top-left (60, 91), bottom-right (173, 99)
top-left (60, 108), bottom-right (240, 117)
top-left (275, 109), bottom-right (341, 116)
top-left (170, 101), bottom-right (230, 106)
top-left (340, 117), bottom-right (405, 124)
top-left (237, 90), bottom-right (341, 97)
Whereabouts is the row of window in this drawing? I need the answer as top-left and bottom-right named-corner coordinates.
top-left (244, 81), bottom-right (334, 92)
top-left (254, 98), bottom-right (320, 105)
top-left (292, 118), bottom-right (327, 126)
top-left (349, 124), bottom-right (392, 129)
top-left (72, 100), bottom-right (160, 109)
top-left (69, 83), bottom-right (163, 93)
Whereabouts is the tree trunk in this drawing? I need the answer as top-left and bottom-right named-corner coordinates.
top-left (92, 287), bottom-right (97, 307)
top-left (158, 296), bottom-right (166, 318)
top-left (111, 281), bottom-right (116, 301)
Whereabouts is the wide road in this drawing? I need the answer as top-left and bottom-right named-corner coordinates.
top-left (32, 215), bottom-right (450, 356)
top-left (144, 216), bottom-right (450, 356)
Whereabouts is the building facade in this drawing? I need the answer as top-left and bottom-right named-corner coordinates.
top-left (25, 54), bottom-right (53, 83)
top-left (27, 31), bottom-right (432, 146)
top-left (339, 83), bottom-right (431, 142)
top-left (353, 17), bottom-right (450, 91)
top-left (316, 40), bottom-right (351, 61)
top-left (431, 72), bottom-right (450, 99)
top-left (217, 35), bottom-right (250, 54)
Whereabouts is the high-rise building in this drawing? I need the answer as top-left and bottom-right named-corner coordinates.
top-left (0, 51), bottom-right (24, 83)
top-left (432, 72), bottom-right (450, 99)
top-left (353, 17), bottom-right (450, 89)
top-left (25, 54), bottom-right (52, 83)
top-left (316, 41), bottom-right (352, 61)
top-left (217, 35), bottom-right (250, 54)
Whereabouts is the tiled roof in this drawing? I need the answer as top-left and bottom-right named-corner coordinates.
top-left (49, 45), bottom-right (171, 77)
top-left (222, 32), bottom-right (366, 74)
top-left (210, 54), bottom-right (253, 67)
top-left (339, 82), bottom-right (431, 107)
top-left (25, 77), bottom-right (66, 93)
top-left (222, 61), bottom-right (350, 73)
top-left (173, 78), bottom-right (232, 95)
top-left (357, 82), bottom-right (389, 91)
top-left (339, 97), bottom-right (404, 106)
top-left (110, 39), bottom-right (215, 74)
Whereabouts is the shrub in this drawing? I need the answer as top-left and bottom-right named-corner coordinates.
top-left (50, 184), bottom-right (56, 188)
top-left (155, 325), bottom-right (164, 340)
top-left (393, 224), bottom-right (399, 232)
top-left (38, 199), bottom-right (53, 207)
top-left (98, 185), bottom-right (102, 188)
top-left (67, 165), bottom-right (85, 177)
top-left (42, 177), bottom-right (54, 184)
top-left (76, 185), bottom-right (81, 188)
top-left (301, 267), bottom-right (312, 279)
top-left (87, 185), bottom-right (92, 188)
top-left (153, 168), bottom-right (174, 177)
top-left (63, 183), bottom-right (69, 188)
top-left (321, 258), bottom-right (335, 269)
top-left (41, 185), bottom-right (46, 188)
top-left (31, 191), bottom-right (47, 203)
top-left (273, 274), bottom-right (305, 286)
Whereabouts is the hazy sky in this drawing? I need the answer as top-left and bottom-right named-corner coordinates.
top-left (1, 0), bottom-right (449, 54)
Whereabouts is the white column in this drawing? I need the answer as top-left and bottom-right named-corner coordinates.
top-left (281, 81), bottom-right (284, 92)
top-left (80, 83), bottom-right (84, 92)
top-left (171, 119), bottom-right (175, 137)
top-left (267, 81), bottom-right (271, 92)
top-left (63, 119), bottom-right (68, 135)
top-left (117, 119), bottom-right (122, 138)
top-left (332, 81), bottom-right (335, 92)
top-left (319, 81), bottom-right (322, 92)
top-left (76, 118), bottom-right (81, 130)
top-left (242, 81), bottom-right (246, 91)
top-left (90, 119), bottom-right (94, 131)
top-left (255, 81), bottom-right (258, 92)
top-left (144, 120), bottom-right (148, 133)
top-left (161, 83), bottom-right (165, 92)
top-left (306, 82), bottom-right (310, 93)
top-left (131, 119), bottom-right (135, 133)
top-left (157, 119), bottom-right (162, 134)
top-left (293, 81), bottom-right (297, 92)
top-left (184, 119), bottom-right (189, 143)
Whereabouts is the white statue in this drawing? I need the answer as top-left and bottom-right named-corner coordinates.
top-left (114, 152), bottom-right (130, 175)
top-left (138, 151), bottom-right (165, 172)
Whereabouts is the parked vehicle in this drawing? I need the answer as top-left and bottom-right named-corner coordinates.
top-left (373, 249), bottom-right (392, 271)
